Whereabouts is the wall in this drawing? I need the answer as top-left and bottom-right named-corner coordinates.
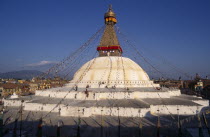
top-left (150, 105), bottom-right (203, 115)
top-left (35, 90), bottom-right (179, 100)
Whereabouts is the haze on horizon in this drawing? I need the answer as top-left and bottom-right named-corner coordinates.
top-left (0, 0), bottom-right (210, 79)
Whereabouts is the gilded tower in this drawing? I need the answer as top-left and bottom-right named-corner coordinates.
top-left (97, 5), bottom-right (122, 57)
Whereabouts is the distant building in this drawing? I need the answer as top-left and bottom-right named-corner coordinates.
top-left (4, 79), bottom-right (17, 84)
top-left (195, 80), bottom-right (203, 91)
top-left (0, 86), bottom-right (3, 97)
top-left (29, 83), bottom-right (40, 92)
top-left (154, 80), bottom-right (183, 88)
top-left (0, 83), bottom-right (21, 97)
top-left (18, 79), bottom-right (26, 84)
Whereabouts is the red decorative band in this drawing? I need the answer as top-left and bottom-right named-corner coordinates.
top-left (97, 46), bottom-right (123, 52)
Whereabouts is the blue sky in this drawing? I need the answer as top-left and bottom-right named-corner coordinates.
top-left (0, 0), bottom-right (210, 79)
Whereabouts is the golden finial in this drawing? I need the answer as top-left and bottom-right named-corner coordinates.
top-left (104, 4), bottom-right (117, 24)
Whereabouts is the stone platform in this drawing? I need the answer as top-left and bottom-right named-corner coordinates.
top-left (3, 87), bottom-right (209, 117)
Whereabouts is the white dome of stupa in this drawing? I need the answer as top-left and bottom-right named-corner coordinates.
top-left (67, 56), bottom-right (159, 88)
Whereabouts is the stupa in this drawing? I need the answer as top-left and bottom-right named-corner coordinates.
top-left (4, 5), bottom-right (209, 119)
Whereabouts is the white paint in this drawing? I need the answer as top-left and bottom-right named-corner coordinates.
top-left (59, 106), bottom-right (150, 117)
top-left (168, 90), bottom-right (181, 96)
top-left (192, 100), bottom-right (209, 106)
top-left (4, 98), bottom-right (208, 117)
top-left (10, 92), bottom-right (19, 99)
top-left (35, 90), bottom-right (180, 100)
top-left (150, 105), bottom-right (204, 115)
top-left (3, 99), bottom-right (24, 107)
top-left (66, 57), bottom-right (160, 88)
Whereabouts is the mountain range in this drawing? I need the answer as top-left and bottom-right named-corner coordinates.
top-left (0, 70), bottom-right (43, 79)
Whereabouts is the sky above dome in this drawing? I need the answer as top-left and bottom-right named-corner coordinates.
top-left (0, 0), bottom-right (210, 79)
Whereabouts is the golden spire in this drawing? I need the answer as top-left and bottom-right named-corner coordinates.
top-left (97, 5), bottom-right (122, 57)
